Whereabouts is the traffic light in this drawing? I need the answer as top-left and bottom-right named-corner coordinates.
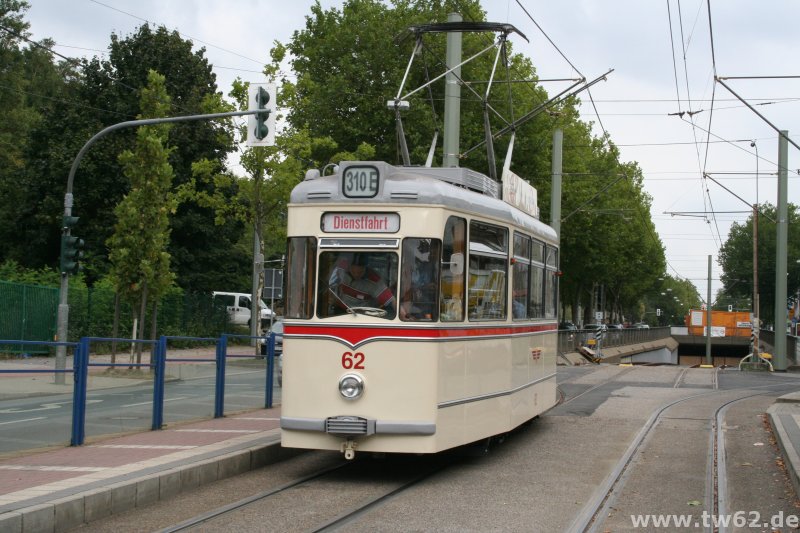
top-left (254, 86), bottom-right (270, 140)
top-left (60, 236), bottom-right (84, 275)
top-left (246, 83), bottom-right (276, 147)
top-left (60, 216), bottom-right (84, 275)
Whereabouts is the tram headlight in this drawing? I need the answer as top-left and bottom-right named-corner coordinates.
top-left (339, 374), bottom-right (364, 400)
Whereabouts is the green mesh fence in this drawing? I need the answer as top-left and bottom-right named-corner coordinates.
top-left (0, 281), bottom-right (59, 353)
top-left (1, 281), bottom-right (230, 353)
top-left (66, 287), bottom-right (230, 342)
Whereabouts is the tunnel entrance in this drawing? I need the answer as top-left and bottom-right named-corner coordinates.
top-left (677, 340), bottom-right (750, 366)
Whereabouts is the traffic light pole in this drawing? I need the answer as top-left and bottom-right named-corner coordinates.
top-left (54, 109), bottom-right (269, 383)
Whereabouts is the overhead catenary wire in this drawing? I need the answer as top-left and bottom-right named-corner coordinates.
top-left (513, 0), bottom-right (584, 78)
top-left (699, 0), bottom-right (720, 233)
top-left (715, 77), bottom-right (800, 153)
top-left (413, 2), bottom-right (609, 164)
top-left (88, 0), bottom-right (264, 66)
top-left (666, 0), bottom-right (683, 114)
top-left (2, 16), bottom-right (243, 131)
top-left (0, 23), bottom-right (82, 65)
top-left (0, 82), bottom-right (131, 118)
top-left (666, 0), bottom-right (724, 250)
top-left (450, 2), bottom-right (660, 283)
top-left (505, 1), bottom-right (684, 284)
top-left (668, 0), bottom-right (736, 264)
top-left (512, 0), bottom-right (615, 145)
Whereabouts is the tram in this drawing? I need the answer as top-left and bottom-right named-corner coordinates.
top-left (280, 160), bottom-right (559, 459)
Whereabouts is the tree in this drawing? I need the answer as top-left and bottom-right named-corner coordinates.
top-left (640, 275), bottom-right (701, 326)
top-left (719, 203), bottom-right (800, 326)
top-left (2, 21), bottom-right (244, 291)
top-left (282, 0), bottom-right (666, 324)
top-left (107, 70), bottom-right (175, 363)
top-left (0, 1), bottom-right (74, 268)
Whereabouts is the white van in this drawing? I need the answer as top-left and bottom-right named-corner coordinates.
top-left (212, 292), bottom-right (275, 328)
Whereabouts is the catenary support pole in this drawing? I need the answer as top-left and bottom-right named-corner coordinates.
top-left (442, 12), bottom-right (462, 168)
top-left (706, 255), bottom-right (712, 366)
top-left (752, 205), bottom-right (760, 361)
top-left (551, 129), bottom-right (563, 239)
top-left (773, 130), bottom-right (789, 371)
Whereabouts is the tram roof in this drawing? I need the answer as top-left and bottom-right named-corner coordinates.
top-left (291, 161), bottom-right (558, 243)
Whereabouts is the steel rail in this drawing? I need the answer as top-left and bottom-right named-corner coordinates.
top-left (157, 461), bottom-right (352, 533)
top-left (568, 382), bottom-right (797, 533)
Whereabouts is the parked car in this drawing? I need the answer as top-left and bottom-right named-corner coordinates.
top-left (631, 322), bottom-right (650, 329)
top-left (583, 323), bottom-right (607, 332)
top-left (581, 323), bottom-right (607, 344)
top-left (212, 291), bottom-right (275, 328)
top-left (259, 319), bottom-right (284, 386)
top-left (269, 319), bottom-right (284, 355)
top-left (559, 321), bottom-right (577, 331)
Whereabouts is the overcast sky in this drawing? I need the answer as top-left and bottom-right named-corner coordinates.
top-left (24, 0), bottom-right (800, 308)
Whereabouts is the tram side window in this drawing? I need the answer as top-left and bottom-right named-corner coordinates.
top-left (400, 238), bottom-right (441, 321)
top-left (545, 245), bottom-right (558, 319)
top-left (529, 239), bottom-right (545, 318)
top-left (440, 217), bottom-right (466, 322)
top-left (286, 237), bottom-right (317, 319)
top-left (512, 233), bottom-right (531, 319)
top-left (317, 251), bottom-right (398, 319)
top-left (467, 221), bottom-right (508, 320)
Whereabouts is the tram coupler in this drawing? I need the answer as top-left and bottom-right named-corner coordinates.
top-left (341, 439), bottom-right (358, 460)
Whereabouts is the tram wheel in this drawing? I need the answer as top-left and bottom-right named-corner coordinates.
top-left (458, 437), bottom-right (493, 457)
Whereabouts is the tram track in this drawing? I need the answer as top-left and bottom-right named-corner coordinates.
top-left (77, 365), bottom-right (800, 532)
top-left (157, 453), bottom-right (459, 532)
top-left (309, 458), bottom-right (453, 532)
top-left (157, 461), bottom-right (353, 533)
top-left (556, 365), bottom-right (637, 407)
top-left (567, 381), bottom-right (798, 533)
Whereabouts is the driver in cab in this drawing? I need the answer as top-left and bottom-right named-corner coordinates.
top-left (329, 253), bottom-right (396, 315)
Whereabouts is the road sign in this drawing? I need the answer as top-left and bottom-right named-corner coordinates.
top-left (262, 269), bottom-right (283, 300)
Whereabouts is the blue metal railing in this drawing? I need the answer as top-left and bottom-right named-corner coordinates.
top-left (0, 339), bottom-right (84, 445)
top-left (0, 332), bottom-right (278, 448)
top-left (80, 337), bottom-right (159, 445)
top-left (155, 335), bottom-right (222, 426)
top-left (221, 334), bottom-right (276, 409)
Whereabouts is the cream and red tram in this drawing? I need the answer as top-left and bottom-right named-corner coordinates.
top-left (281, 161), bottom-right (559, 459)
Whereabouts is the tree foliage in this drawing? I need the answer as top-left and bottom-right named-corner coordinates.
top-left (0, 1), bottom-right (75, 269)
top-left (0, 0), bottom-right (675, 327)
top-left (284, 0), bottom-right (668, 323)
top-left (107, 70), bottom-right (175, 310)
top-left (718, 203), bottom-right (800, 325)
top-left (0, 17), bottom-right (245, 291)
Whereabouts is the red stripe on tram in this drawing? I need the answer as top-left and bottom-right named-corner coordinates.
top-left (284, 323), bottom-right (556, 346)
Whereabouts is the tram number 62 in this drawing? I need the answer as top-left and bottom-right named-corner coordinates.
top-left (342, 351), bottom-right (365, 370)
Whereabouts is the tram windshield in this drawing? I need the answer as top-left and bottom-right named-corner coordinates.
top-left (318, 251), bottom-right (399, 319)
top-left (284, 214), bottom-right (553, 322)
